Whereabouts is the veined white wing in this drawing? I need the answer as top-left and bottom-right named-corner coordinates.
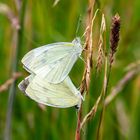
top-left (20, 75), bottom-right (82, 108)
top-left (38, 53), bottom-right (78, 83)
top-left (21, 38), bottom-right (82, 83)
top-left (18, 74), bottom-right (34, 94)
top-left (22, 42), bottom-right (74, 72)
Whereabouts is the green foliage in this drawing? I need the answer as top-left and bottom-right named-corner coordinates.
top-left (0, 0), bottom-right (140, 140)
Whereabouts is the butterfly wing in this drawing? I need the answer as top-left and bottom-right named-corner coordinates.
top-left (22, 42), bottom-right (74, 73)
top-left (25, 75), bottom-right (81, 108)
top-left (18, 74), bottom-right (35, 94)
top-left (21, 39), bottom-right (82, 83)
top-left (38, 52), bottom-right (79, 83)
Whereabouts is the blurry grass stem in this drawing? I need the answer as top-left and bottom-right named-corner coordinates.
top-left (0, 73), bottom-right (22, 93)
top-left (105, 67), bottom-right (140, 106)
top-left (97, 55), bottom-right (108, 140)
top-left (4, 1), bottom-right (27, 140)
top-left (0, 3), bottom-right (20, 29)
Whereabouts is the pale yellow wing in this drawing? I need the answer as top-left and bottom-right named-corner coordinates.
top-left (25, 75), bottom-right (81, 108)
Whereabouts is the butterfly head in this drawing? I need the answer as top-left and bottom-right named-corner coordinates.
top-left (72, 37), bottom-right (83, 55)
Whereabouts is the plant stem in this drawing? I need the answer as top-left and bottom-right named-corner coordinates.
top-left (75, 0), bottom-right (95, 139)
top-left (105, 67), bottom-right (140, 106)
top-left (75, 106), bottom-right (82, 140)
top-left (97, 55), bottom-right (111, 140)
top-left (4, 1), bottom-right (27, 140)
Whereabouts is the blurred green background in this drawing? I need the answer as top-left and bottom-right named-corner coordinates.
top-left (0, 0), bottom-right (140, 140)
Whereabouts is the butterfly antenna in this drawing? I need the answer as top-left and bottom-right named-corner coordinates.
top-left (75, 15), bottom-right (82, 37)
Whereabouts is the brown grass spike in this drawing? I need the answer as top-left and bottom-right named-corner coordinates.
top-left (109, 14), bottom-right (120, 66)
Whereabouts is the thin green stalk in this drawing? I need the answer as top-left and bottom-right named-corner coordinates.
top-left (4, 1), bottom-right (27, 140)
top-left (97, 55), bottom-right (112, 140)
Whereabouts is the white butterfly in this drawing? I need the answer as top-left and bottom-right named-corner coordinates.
top-left (18, 74), bottom-right (82, 108)
top-left (21, 38), bottom-right (82, 83)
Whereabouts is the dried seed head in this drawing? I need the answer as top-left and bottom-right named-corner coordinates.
top-left (96, 14), bottom-right (106, 72)
top-left (96, 44), bottom-right (104, 72)
top-left (109, 13), bottom-right (120, 65)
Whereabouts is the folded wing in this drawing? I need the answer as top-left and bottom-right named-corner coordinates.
top-left (24, 75), bottom-right (81, 108)
top-left (22, 42), bottom-right (74, 73)
top-left (22, 42), bottom-right (81, 83)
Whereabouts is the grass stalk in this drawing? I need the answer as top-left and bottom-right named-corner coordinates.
top-left (96, 55), bottom-right (109, 140)
top-left (4, 1), bottom-right (27, 140)
top-left (105, 66), bottom-right (140, 106)
top-left (75, 0), bottom-right (95, 139)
